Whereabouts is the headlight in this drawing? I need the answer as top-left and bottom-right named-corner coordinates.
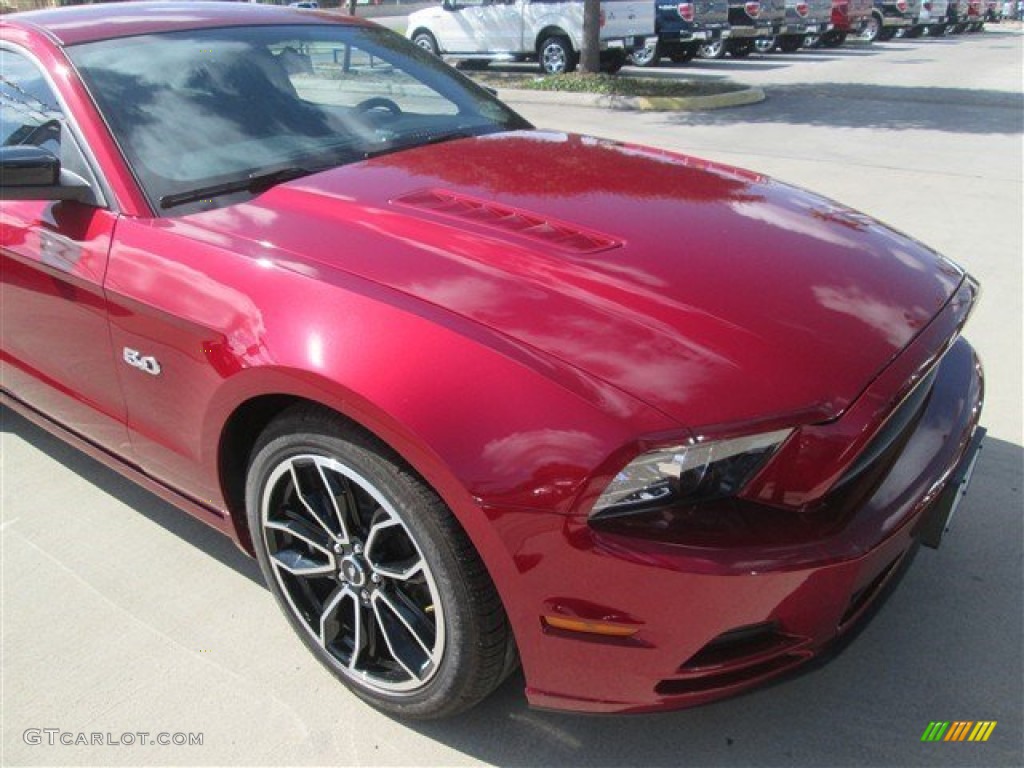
top-left (590, 429), bottom-right (792, 520)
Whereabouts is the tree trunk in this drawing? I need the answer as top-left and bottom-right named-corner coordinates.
top-left (580, 0), bottom-right (601, 73)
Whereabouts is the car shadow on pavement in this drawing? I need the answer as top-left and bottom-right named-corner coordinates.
top-left (790, 46), bottom-right (888, 56)
top-left (0, 405), bottom-right (264, 586)
top-left (667, 60), bottom-right (794, 72)
top-left (408, 435), bottom-right (1023, 768)
top-left (749, 54), bottom-right (848, 64)
top-left (667, 82), bottom-right (1024, 134)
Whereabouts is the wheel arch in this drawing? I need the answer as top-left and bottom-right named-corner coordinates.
top-left (208, 368), bottom-right (544, 672)
top-left (535, 25), bottom-right (579, 53)
top-left (410, 27), bottom-right (441, 52)
top-left (218, 391), bottom-right (305, 553)
top-left (211, 372), bottom-right (488, 563)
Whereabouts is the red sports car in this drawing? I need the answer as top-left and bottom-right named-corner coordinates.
top-left (0, 2), bottom-right (984, 718)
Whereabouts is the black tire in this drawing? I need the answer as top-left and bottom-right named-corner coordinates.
top-left (803, 33), bottom-right (822, 47)
top-left (729, 39), bottom-right (755, 57)
top-left (877, 26), bottom-right (896, 40)
top-left (629, 40), bottom-right (661, 67)
top-left (754, 36), bottom-right (777, 53)
top-left (904, 24), bottom-right (925, 36)
top-left (412, 30), bottom-right (440, 57)
top-left (820, 29), bottom-right (848, 47)
top-left (927, 23), bottom-right (947, 35)
top-left (245, 405), bottom-right (514, 719)
top-left (861, 13), bottom-right (882, 41)
top-left (952, 22), bottom-right (969, 32)
top-left (778, 35), bottom-right (803, 52)
top-left (697, 39), bottom-right (727, 58)
top-left (538, 35), bottom-right (577, 74)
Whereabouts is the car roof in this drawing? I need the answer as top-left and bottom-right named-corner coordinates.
top-left (3, 1), bottom-right (371, 47)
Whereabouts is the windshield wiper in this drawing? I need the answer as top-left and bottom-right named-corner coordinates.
top-left (159, 165), bottom-right (317, 210)
top-left (362, 129), bottom-right (479, 161)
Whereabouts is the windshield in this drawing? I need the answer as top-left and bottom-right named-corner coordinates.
top-left (68, 23), bottom-right (530, 215)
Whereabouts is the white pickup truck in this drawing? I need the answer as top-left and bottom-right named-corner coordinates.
top-left (406, 0), bottom-right (655, 74)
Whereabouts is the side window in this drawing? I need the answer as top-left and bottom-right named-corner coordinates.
top-left (0, 49), bottom-right (63, 155)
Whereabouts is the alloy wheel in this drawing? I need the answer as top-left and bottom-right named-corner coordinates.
top-left (260, 454), bottom-right (445, 694)
top-left (541, 40), bottom-right (569, 73)
top-left (698, 39), bottom-right (726, 58)
top-left (860, 14), bottom-right (881, 41)
top-left (412, 32), bottom-right (439, 56)
top-left (629, 41), bottom-right (659, 67)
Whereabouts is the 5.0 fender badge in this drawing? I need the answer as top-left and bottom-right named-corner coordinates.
top-left (122, 347), bottom-right (162, 376)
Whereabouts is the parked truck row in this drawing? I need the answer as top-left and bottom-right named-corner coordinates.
top-left (405, 0), bottom-right (1006, 72)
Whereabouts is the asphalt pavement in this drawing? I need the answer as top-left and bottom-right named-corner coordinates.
top-left (2, 24), bottom-right (1022, 768)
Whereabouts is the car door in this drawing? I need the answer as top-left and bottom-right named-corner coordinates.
top-left (0, 46), bottom-right (130, 456)
top-left (477, 0), bottom-right (526, 51)
top-left (430, 0), bottom-right (494, 52)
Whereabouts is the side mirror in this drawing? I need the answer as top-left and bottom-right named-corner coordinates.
top-left (0, 145), bottom-right (93, 204)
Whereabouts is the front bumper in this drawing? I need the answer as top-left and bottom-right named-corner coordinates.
top-left (501, 334), bottom-right (983, 714)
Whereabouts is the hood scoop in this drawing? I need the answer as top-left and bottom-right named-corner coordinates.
top-left (393, 189), bottom-right (622, 256)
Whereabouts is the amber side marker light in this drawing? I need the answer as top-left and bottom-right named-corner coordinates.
top-left (542, 615), bottom-right (640, 638)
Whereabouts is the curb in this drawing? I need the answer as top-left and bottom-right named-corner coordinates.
top-left (493, 86), bottom-right (765, 111)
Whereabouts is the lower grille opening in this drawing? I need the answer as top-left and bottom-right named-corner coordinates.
top-left (656, 653), bottom-right (807, 696)
top-left (681, 622), bottom-right (790, 672)
top-left (839, 557), bottom-right (900, 628)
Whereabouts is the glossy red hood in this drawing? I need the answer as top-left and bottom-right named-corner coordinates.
top-left (189, 131), bottom-right (964, 433)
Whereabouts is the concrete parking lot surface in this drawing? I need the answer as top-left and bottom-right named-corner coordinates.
top-left (2, 25), bottom-right (1022, 768)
